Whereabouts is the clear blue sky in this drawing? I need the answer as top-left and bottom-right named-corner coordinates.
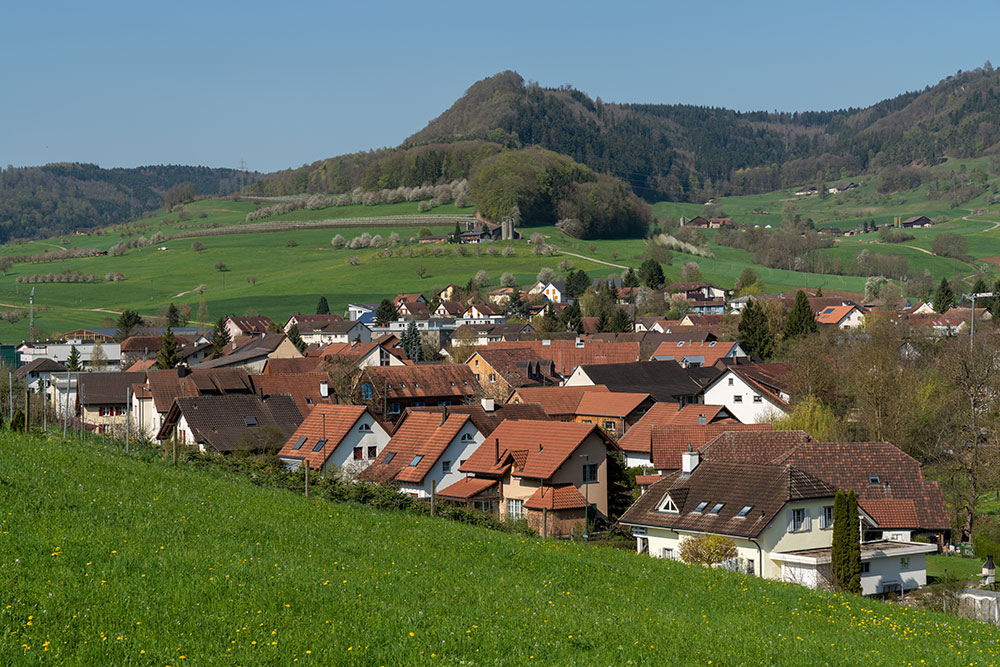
top-left (3, 0), bottom-right (997, 173)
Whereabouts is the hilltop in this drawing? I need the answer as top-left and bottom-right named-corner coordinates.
top-left (3, 430), bottom-right (999, 664)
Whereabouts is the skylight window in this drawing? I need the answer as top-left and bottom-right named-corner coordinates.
top-left (382, 452), bottom-right (396, 464)
top-left (869, 475), bottom-right (881, 484)
top-left (410, 455), bottom-right (424, 467)
top-left (311, 438), bottom-right (328, 452)
top-left (709, 502), bottom-right (725, 515)
top-left (243, 416), bottom-right (258, 427)
top-left (737, 505), bottom-right (753, 517)
top-left (694, 501), bottom-right (709, 513)
top-left (291, 436), bottom-right (307, 451)
top-left (823, 307), bottom-right (835, 314)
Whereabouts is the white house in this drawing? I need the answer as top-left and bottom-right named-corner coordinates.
top-left (700, 365), bottom-right (790, 423)
top-left (296, 320), bottom-right (372, 346)
top-left (15, 358), bottom-right (66, 392)
top-left (276, 405), bottom-right (390, 478)
top-left (816, 305), bottom-right (866, 329)
top-left (17, 339), bottom-right (121, 370)
top-left (542, 281), bottom-right (567, 304)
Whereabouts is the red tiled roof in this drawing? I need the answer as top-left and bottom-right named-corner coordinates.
top-left (524, 484), bottom-right (587, 510)
top-left (650, 423), bottom-right (774, 469)
top-left (651, 341), bottom-right (739, 366)
top-left (618, 403), bottom-right (736, 454)
top-left (121, 335), bottom-right (194, 352)
top-left (249, 373), bottom-right (335, 415)
top-left (436, 477), bottom-right (498, 500)
top-left (227, 315), bottom-right (272, 334)
top-left (635, 474), bottom-right (664, 486)
top-left (276, 405), bottom-right (371, 469)
top-left (364, 364), bottom-right (479, 400)
top-left (263, 357), bottom-right (325, 374)
top-left (510, 385), bottom-right (610, 416)
top-left (407, 402), bottom-right (550, 437)
top-left (474, 340), bottom-right (640, 376)
top-left (575, 392), bottom-right (651, 418)
top-left (816, 305), bottom-right (858, 325)
top-left (861, 499), bottom-right (919, 529)
top-left (700, 430), bottom-right (812, 465)
top-left (362, 412), bottom-right (473, 485)
top-left (126, 359), bottom-right (157, 372)
top-left (460, 420), bottom-right (609, 480)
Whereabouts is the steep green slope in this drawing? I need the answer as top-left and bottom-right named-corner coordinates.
top-left (3, 432), bottom-right (999, 665)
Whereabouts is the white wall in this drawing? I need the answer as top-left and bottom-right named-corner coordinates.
top-left (702, 370), bottom-right (787, 424)
top-left (624, 453), bottom-right (652, 468)
top-left (398, 421), bottom-right (484, 498)
top-left (863, 551), bottom-right (927, 595)
top-left (322, 413), bottom-right (390, 477)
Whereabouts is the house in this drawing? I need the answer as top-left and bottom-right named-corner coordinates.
top-left (542, 281), bottom-right (567, 304)
top-left (446, 420), bottom-right (619, 535)
top-left (619, 451), bottom-right (936, 594)
top-left (466, 348), bottom-right (561, 400)
top-left (347, 303), bottom-right (377, 323)
top-left (295, 320), bottom-right (372, 346)
top-left (525, 280), bottom-right (549, 296)
top-left (617, 402), bottom-right (740, 468)
top-left (508, 385), bottom-right (611, 420)
top-left (472, 340), bottom-right (640, 377)
top-left (261, 357), bottom-right (326, 374)
top-left (360, 410), bottom-right (486, 498)
top-left (276, 405), bottom-right (390, 477)
top-left (700, 363), bottom-right (792, 423)
top-left (665, 282), bottom-right (728, 301)
top-left (827, 182), bottom-right (858, 194)
top-left (650, 340), bottom-right (745, 367)
top-left (318, 340), bottom-right (404, 369)
top-left (225, 315), bottom-right (273, 339)
top-left (17, 339), bottom-right (122, 370)
top-left (572, 392), bottom-right (655, 440)
top-left (408, 398), bottom-right (550, 437)
top-left (900, 215), bottom-right (931, 228)
top-left (462, 303), bottom-right (501, 322)
top-left (119, 334), bottom-right (195, 368)
top-left (61, 328), bottom-right (116, 343)
top-left (283, 313), bottom-right (344, 333)
top-left (192, 334), bottom-right (302, 372)
top-left (14, 358), bottom-right (65, 392)
top-left (433, 301), bottom-right (466, 318)
top-left (357, 364), bottom-right (480, 421)
top-left (708, 218), bottom-right (735, 229)
top-left (249, 372), bottom-right (336, 416)
top-left (437, 284), bottom-right (462, 301)
top-left (650, 423), bottom-right (781, 472)
top-left (394, 293), bottom-right (427, 306)
top-left (564, 360), bottom-right (705, 404)
top-left (794, 186), bottom-right (817, 196)
top-left (681, 216), bottom-right (710, 228)
top-left (76, 371), bottom-right (147, 433)
top-left (451, 322), bottom-right (536, 347)
top-left (487, 287), bottom-right (520, 307)
top-left (156, 393), bottom-right (302, 454)
top-left (131, 367), bottom-right (255, 439)
top-left (816, 305), bottom-right (866, 329)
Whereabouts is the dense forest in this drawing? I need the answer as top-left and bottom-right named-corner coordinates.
top-left (254, 64), bottom-right (1000, 204)
top-left (0, 164), bottom-right (258, 243)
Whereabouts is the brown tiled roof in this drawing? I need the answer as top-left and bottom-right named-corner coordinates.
top-left (249, 373), bottom-right (335, 415)
top-left (460, 420), bottom-right (611, 480)
top-left (120, 335), bottom-right (193, 353)
top-left (227, 315), bottom-right (273, 335)
top-left (145, 368), bottom-right (253, 413)
top-left (195, 334), bottom-right (294, 369)
top-left (78, 372), bottom-right (146, 406)
top-left (263, 357), bottom-right (325, 374)
top-left (635, 474), bottom-right (664, 486)
top-left (619, 462), bottom-right (837, 538)
top-left (575, 392), bottom-right (652, 418)
top-left (364, 364), bottom-right (479, 400)
top-left (407, 402), bottom-right (550, 437)
top-left (509, 385), bottom-right (610, 416)
top-left (437, 301), bottom-right (465, 317)
top-left (126, 359), bottom-right (158, 372)
top-left (286, 314), bottom-right (343, 328)
top-left (575, 361), bottom-right (705, 402)
top-left (700, 430), bottom-right (812, 465)
top-left (362, 412), bottom-right (473, 485)
top-left (275, 405), bottom-right (371, 469)
top-left (474, 340), bottom-right (640, 376)
top-left (14, 357), bottom-right (66, 377)
top-left (618, 403), bottom-right (736, 454)
top-left (469, 348), bottom-right (561, 388)
top-left (436, 477), bottom-right (498, 500)
top-left (163, 394), bottom-right (303, 453)
top-left (651, 341), bottom-right (739, 366)
top-left (524, 484), bottom-right (587, 510)
top-left (726, 363), bottom-right (793, 409)
top-left (861, 499), bottom-right (919, 529)
top-left (650, 423), bottom-right (774, 469)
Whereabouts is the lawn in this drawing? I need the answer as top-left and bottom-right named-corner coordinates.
top-left (927, 554), bottom-right (984, 585)
top-left (3, 431), bottom-right (1000, 665)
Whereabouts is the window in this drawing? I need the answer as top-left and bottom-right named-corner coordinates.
top-left (311, 438), bottom-right (328, 452)
top-left (746, 559), bottom-right (755, 576)
top-left (441, 460), bottom-right (452, 474)
top-left (900, 557), bottom-right (910, 569)
top-left (367, 446), bottom-right (377, 459)
top-left (733, 395), bottom-right (743, 403)
top-left (507, 498), bottom-right (524, 521)
top-left (460, 432), bottom-right (475, 441)
top-left (790, 508), bottom-right (809, 532)
top-left (582, 463), bottom-right (599, 483)
top-left (737, 505), bottom-right (753, 517)
top-left (753, 395), bottom-right (762, 403)
top-left (657, 495), bottom-right (679, 513)
top-left (869, 475), bottom-right (881, 485)
top-left (382, 452), bottom-right (396, 464)
top-left (353, 447), bottom-right (363, 461)
top-left (603, 420), bottom-right (616, 431)
top-left (709, 502), bottom-right (725, 515)
top-left (358, 423), bottom-right (372, 432)
top-left (409, 455), bottom-right (423, 467)
top-left (694, 501), bottom-right (709, 513)
top-left (861, 562), bottom-right (870, 574)
top-left (361, 383), bottom-right (373, 400)
top-left (474, 359), bottom-right (479, 367)
top-left (661, 548), bottom-right (676, 560)
top-left (413, 401), bottom-right (425, 407)
top-left (438, 401), bottom-right (452, 406)
top-left (389, 402), bottom-right (401, 414)
top-left (291, 436), bottom-right (307, 451)
top-left (727, 377), bottom-right (734, 386)
top-left (488, 373), bottom-right (496, 383)
top-left (822, 505), bottom-right (834, 529)
top-left (473, 500), bottom-right (493, 513)
top-left (306, 397), bottom-right (313, 404)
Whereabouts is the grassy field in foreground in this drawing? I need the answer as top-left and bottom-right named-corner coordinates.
top-left (2, 433), bottom-right (1000, 665)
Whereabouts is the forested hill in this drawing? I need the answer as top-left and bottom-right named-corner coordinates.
top-left (0, 163), bottom-right (258, 243)
top-left (254, 64), bottom-right (1000, 203)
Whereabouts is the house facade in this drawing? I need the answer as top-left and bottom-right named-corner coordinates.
top-left (277, 405), bottom-right (390, 477)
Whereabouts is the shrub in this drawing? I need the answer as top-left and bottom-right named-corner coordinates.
top-left (346, 255), bottom-right (360, 265)
top-left (191, 241), bottom-right (205, 251)
top-left (331, 234), bottom-right (346, 249)
top-left (679, 534), bottom-right (737, 566)
top-left (500, 272), bottom-right (517, 287)
top-left (502, 246), bottom-right (515, 257)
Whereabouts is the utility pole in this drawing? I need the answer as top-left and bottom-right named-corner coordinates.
top-left (965, 291), bottom-right (994, 351)
top-left (28, 287), bottom-right (34, 337)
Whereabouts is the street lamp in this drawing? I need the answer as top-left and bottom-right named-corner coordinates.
top-left (963, 291), bottom-right (994, 350)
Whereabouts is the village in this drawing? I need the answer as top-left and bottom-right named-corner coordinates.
top-left (7, 267), bottom-right (991, 604)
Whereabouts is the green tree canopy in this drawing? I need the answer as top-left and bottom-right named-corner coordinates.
top-left (932, 277), bottom-right (955, 314)
top-left (622, 267), bottom-right (639, 288)
top-left (66, 345), bottom-right (82, 372)
top-left (737, 299), bottom-right (773, 360)
top-left (316, 296), bottom-right (330, 315)
top-left (783, 290), bottom-right (818, 340)
top-left (287, 324), bottom-right (306, 354)
top-left (115, 309), bottom-right (144, 342)
top-left (375, 299), bottom-right (399, 326)
top-left (156, 328), bottom-right (182, 370)
top-left (609, 307), bottom-right (633, 333)
top-left (639, 259), bottom-right (665, 289)
top-left (210, 316), bottom-right (230, 359)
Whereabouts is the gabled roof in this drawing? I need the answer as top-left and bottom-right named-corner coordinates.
top-left (700, 429), bottom-right (812, 464)
top-left (460, 420), bottom-right (614, 480)
top-left (524, 484), bottom-right (588, 510)
top-left (145, 368), bottom-right (253, 413)
top-left (363, 364), bottom-right (479, 400)
top-left (14, 357), bottom-right (66, 377)
top-left (126, 359), bottom-right (158, 373)
top-left (575, 360), bottom-right (704, 402)
top-left (650, 340), bottom-right (739, 365)
top-left (436, 300), bottom-right (465, 316)
top-left (78, 372), bottom-right (146, 406)
top-left (407, 402), bottom-right (549, 437)
top-left (618, 403), bottom-right (738, 454)
top-left (193, 334), bottom-right (296, 369)
top-left (435, 477), bottom-right (499, 500)
top-left (714, 363), bottom-right (793, 409)
top-left (619, 462), bottom-right (837, 538)
top-left (510, 385), bottom-right (610, 416)
top-left (226, 315), bottom-right (273, 335)
top-left (275, 405), bottom-right (371, 469)
top-left (285, 313), bottom-right (343, 328)
top-left (861, 499), bottom-right (919, 529)
top-left (575, 391), bottom-right (652, 418)
top-left (249, 372), bottom-right (335, 415)
top-left (120, 335), bottom-right (193, 353)
top-left (475, 340), bottom-right (640, 376)
top-left (816, 305), bottom-right (860, 325)
top-left (468, 348), bottom-right (561, 388)
top-left (650, 423), bottom-right (775, 469)
top-left (160, 394), bottom-right (302, 453)
top-left (262, 357), bottom-right (325, 374)
top-left (362, 412), bottom-right (474, 485)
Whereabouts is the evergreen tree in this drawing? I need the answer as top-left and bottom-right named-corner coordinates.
top-left (287, 324), bottom-right (306, 353)
top-left (561, 301), bottom-right (583, 334)
top-left (815, 286), bottom-right (823, 297)
top-left (503, 289), bottom-right (528, 320)
top-left (595, 312), bottom-right (610, 333)
top-left (783, 290), bottom-right (818, 340)
top-left (66, 345), bottom-right (82, 372)
top-left (210, 316), bottom-right (230, 359)
top-left (316, 296), bottom-right (330, 315)
top-left (536, 304), bottom-right (561, 333)
top-left (115, 309), bottom-right (144, 342)
top-left (622, 267), bottom-right (639, 288)
top-left (565, 269), bottom-right (591, 299)
top-left (972, 277), bottom-right (988, 296)
top-left (845, 490), bottom-right (862, 594)
top-left (639, 259), bottom-right (665, 288)
top-left (609, 307), bottom-right (633, 332)
top-left (932, 277), bottom-right (955, 313)
top-left (737, 299), bottom-right (773, 360)
top-left (375, 298), bottom-right (399, 326)
top-left (451, 221), bottom-right (462, 243)
top-left (156, 328), bottom-right (182, 370)
top-left (831, 490), bottom-right (848, 590)
top-left (403, 319), bottom-right (423, 362)
top-left (166, 302), bottom-right (181, 328)
top-left (606, 450), bottom-right (636, 519)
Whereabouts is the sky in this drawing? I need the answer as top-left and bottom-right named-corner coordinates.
top-left (3, 0), bottom-right (998, 174)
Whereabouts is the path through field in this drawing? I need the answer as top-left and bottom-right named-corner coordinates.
top-left (559, 250), bottom-right (628, 269)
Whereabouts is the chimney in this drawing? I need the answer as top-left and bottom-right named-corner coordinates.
top-left (441, 405), bottom-right (448, 426)
top-left (481, 397), bottom-right (495, 413)
top-left (319, 381), bottom-right (329, 398)
top-left (698, 413), bottom-right (706, 426)
top-left (494, 437), bottom-right (500, 464)
top-left (681, 445), bottom-right (700, 476)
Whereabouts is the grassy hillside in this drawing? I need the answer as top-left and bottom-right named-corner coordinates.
top-left (3, 432), bottom-right (999, 665)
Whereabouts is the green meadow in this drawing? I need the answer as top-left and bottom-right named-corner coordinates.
top-left (3, 431), bottom-right (1000, 665)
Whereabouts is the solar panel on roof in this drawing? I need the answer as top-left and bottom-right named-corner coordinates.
top-left (382, 452), bottom-right (396, 464)
top-left (311, 438), bottom-right (328, 452)
top-left (823, 307), bottom-right (835, 314)
top-left (410, 455), bottom-right (423, 467)
top-left (291, 436), bottom-right (307, 450)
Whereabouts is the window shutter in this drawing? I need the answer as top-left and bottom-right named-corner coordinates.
top-left (802, 508), bottom-right (811, 531)
top-left (787, 510), bottom-right (794, 532)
